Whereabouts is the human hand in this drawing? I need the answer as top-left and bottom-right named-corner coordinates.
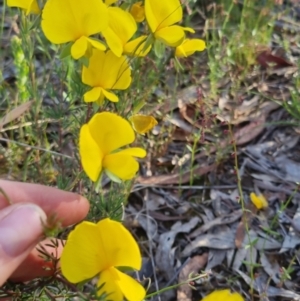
top-left (0, 180), bottom-right (89, 286)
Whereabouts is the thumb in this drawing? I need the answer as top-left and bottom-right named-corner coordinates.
top-left (0, 203), bottom-right (46, 286)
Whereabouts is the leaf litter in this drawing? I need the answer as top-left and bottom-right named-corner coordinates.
top-left (126, 1), bottom-right (300, 300)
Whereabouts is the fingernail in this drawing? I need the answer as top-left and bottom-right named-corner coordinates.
top-left (0, 204), bottom-right (47, 257)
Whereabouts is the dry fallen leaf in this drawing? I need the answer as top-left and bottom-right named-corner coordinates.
top-left (260, 253), bottom-right (281, 285)
top-left (0, 100), bottom-right (33, 130)
top-left (234, 114), bottom-right (266, 145)
top-left (256, 49), bottom-right (294, 69)
top-left (155, 217), bottom-right (200, 280)
top-left (280, 205), bottom-right (300, 253)
top-left (182, 229), bottom-right (236, 257)
top-left (177, 254), bottom-right (208, 301)
top-left (189, 209), bottom-right (243, 238)
top-left (136, 163), bottom-right (216, 185)
top-left (237, 269), bottom-right (300, 300)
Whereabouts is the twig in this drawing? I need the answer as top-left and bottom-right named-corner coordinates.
top-left (0, 137), bottom-right (73, 159)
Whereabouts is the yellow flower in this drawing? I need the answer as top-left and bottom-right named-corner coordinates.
top-left (145, 0), bottom-right (194, 47)
top-left (102, 7), bottom-right (150, 57)
top-left (79, 112), bottom-right (146, 182)
top-left (102, 7), bottom-right (136, 57)
top-left (129, 115), bottom-right (158, 135)
top-left (130, 2), bottom-right (145, 23)
top-left (201, 289), bottom-right (244, 301)
top-left (123, 35), bottom-right (151, 57)
top-left (250, 192), bottom-right (268, 209)
top-left (60, 218), bottom-right (146, 301)
top-left (82, 50), bottom-right (131, 104)
top-left (175, 39), bottom-right (206, 57)
top-left (41, 0), bottom-right (108, 60)
top-left (7, 0), bottom-right (40, 15)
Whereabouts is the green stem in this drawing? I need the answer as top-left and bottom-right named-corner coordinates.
top-left (145, 273), bottom-right (207, 299)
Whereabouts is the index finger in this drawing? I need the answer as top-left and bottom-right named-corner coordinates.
top-left (0, 180), bottom-right (90, 227)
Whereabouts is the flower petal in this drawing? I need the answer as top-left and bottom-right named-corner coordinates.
top-left (60, 221), bottom-right (106, 283)
top-left (144, 0), bottom-right (158, 32)
top-left (183, 27), bottom-right (195, 33)
top-left (102, 7), bottom-right (137, 57)
top-left (145, 0), bottom-right (182, 32)
top-left (175, 38), bottom-right (206, 57)
top-left (87, 37), bottom-right (107, 51)
top-left (124, 35), bottom-right (152, 57)
top-left (101, 51), bottom-right (131, 89)
top-left (41, 0), bottom-right (108, 44)
top-left (104, 147), bottom-right (146, 181)
top-left (115, 269), bottom-right (146, 301)
top-left (82, 49), bottom-right (106, 86)
top-left (7, 0), bottom-right (40, 14)
top-left (28, 0), bottom-right (40, 14)
top-left (97, 267), bottom-right (124, 300)
top-left (71, 36), bottom-right (88, 60)
top-left (116, 147), bottom-right (147, 158)
top-left (105, 0), bottom-right (117, 5)
top-left (61, 218), bottom-right (143, 298)
top-left (88, 112), bottom-right (135, 155)
top-left (129, 115), bottom-right (158, 134)
top-left (84, 87), bottom-right (102, 102)
top-left (201, 289), bottom-right (244, 301)
top-left (155, 25), bottom-right (185, 47)
top-left (97, 267), bottom-right (146, 301)
top-left (102, 26), bottom-right (123, 58)
top-left (102, 89), bottom-right (119, 102)
top-left (111, 58), bottom-right (132, 90)
top-left (7, 0), bottom-right (25, 9)
top-left (79, 124), bottom-right (103, 182)
top-left (82, 50), bottom-right (131, 90)
top-left (250, 192), bottom-right (268, 209)
top-left (103, 151), bottom-right (141, 180)
top-left (95, 219), bottom-right (142, 268)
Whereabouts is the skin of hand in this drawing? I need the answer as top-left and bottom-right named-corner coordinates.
top-left (0, 180), bottom-right (90, 286)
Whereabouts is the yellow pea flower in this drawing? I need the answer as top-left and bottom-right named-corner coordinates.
top-left (129, 115), bottom-right (158, 135)
top-left (102, 7), bottom-right (150, 57)
top-left (79, 112), bottom-right (146, 182)
top-left (130, 2), bottom-right (145, 23)
top-left (145, 0), bottom-right (194, 47)
top-left (41, 0), bottom-right (108, 60)
top-left (7, 0), bottom-right (40, 15)
top-left (250, 192), bottom-right (268, 209)
top-left (102, 7), bottom-right (136, 57)
top-left (60, 218), bottom-right (146, 301)
top-left (82, 50), bottom-right (131, 104)
top-left (175, 38), bottom-right (206, 57)
top-left (201, 289), bottom-right (244, 301)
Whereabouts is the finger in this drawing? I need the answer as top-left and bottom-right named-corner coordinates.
top-left (9, 238), bottom-right (64, 282)
top-left (0, 180), bottom-right (90, 227)
top-left (0, 203), bottom-right (46, 286)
